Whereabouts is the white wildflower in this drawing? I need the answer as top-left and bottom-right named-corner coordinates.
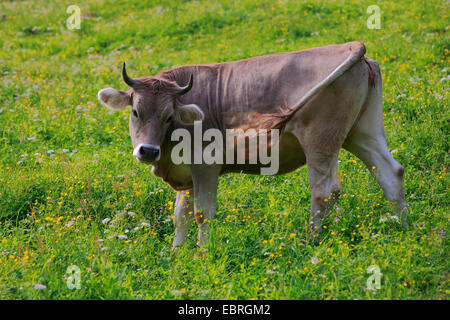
top-left (34, 284), bottom-right (47, 290)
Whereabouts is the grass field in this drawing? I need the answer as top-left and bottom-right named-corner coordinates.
top-left (0, 0), bottom-right (448, 299)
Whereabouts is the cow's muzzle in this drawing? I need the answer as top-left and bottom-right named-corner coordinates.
top-left (133, 143), bottom-right (160, 163)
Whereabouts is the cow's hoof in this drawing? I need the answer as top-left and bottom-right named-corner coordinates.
top-left (307, 224), bottom-right (322, 244)
top-left (307, 230), bottom-right (321, 245)
top-left (310, 235), bottom-right (321, 245)
top-left (401, 219), bottom-right (409, 229)
top-left (197, 246), bottom-right (208, 254)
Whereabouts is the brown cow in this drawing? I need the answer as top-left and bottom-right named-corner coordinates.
top-left (98, 42), bottom-right (407, 248)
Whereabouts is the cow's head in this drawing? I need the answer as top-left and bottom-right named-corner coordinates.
top-left (98, 63), bottom-right (204, 164)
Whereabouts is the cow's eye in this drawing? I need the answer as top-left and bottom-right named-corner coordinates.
top-left (166, 116), bottom-right (173, 123)
top-left (132, 109), bottom-right (138, 118)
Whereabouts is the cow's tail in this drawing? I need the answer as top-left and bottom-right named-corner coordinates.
top-left (237, 43), bottom-right (367, 134)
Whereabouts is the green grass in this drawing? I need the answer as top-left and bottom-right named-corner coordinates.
top-left (0, 0), bottom-right (448, 299)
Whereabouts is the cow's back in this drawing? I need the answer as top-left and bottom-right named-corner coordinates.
top-left (162, 41), bottom-right (365, 131)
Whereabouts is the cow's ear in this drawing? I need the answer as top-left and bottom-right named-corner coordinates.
top-left (174, 104), bottom-right (204, 124)
top-left (97, 88), bottom-right (131, 111)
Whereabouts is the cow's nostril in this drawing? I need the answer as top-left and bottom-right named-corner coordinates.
top-left (135, 144), bottom-right (160, 161)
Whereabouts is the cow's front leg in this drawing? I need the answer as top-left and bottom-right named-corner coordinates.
top-left (172, 189), bottom-right (194, 249)
top-left (191, 164), bottom-right (220, 247)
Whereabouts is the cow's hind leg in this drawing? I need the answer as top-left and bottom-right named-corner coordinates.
top-left (306, 153), bottom-right (342, 241)
top-left (344, 133), bottom-right (407, 225)
top-left (289, 57), bottom-right (377, 241)
top-left (344, 58), bottom-right (407, 225)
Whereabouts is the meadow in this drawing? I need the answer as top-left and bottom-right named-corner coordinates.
top-left (0, 0), bottom-right (448, 299)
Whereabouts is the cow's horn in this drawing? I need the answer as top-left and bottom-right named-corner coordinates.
top-left (122, 62), bottom-right (137, 87)
top-left (176, 74), bottom-right (193, 95)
